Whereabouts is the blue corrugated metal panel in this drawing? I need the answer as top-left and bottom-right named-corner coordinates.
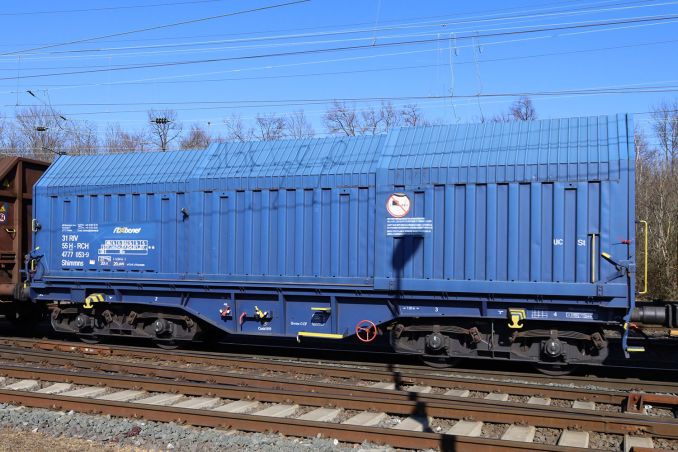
top-left (31, 114), bottom-right (633, 296)
top-left (35, 150), bottom-right (206, 194)
top-left (197, 134), bottom-right (384, 190)
top-left (378, 115), bottom-right (628, 185)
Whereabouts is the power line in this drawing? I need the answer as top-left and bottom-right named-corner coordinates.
top-left (0, 0), bottom-right (310, 57)
top-left (0, 0), bottom-right (230, 16)
top-left (8, 84), bottom-right (678, 118)
top-left (0, 0), bottom-right (631, 48)
top-left (2, 32), bottom-right (675, 96)
top-left (13, 36), bottom-right (677, 90)
top-left (5, 1), bottom-right (678, 61)
top-left (7, 0), bottom-right (669, 59)
top-left (2, 13), bottom-right (677, 82)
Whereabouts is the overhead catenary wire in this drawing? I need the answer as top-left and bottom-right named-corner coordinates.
top-left (2, 33), bottom-right (677, 95)
top-left (0, 0), bottom-right (236, 16)
top-left (8, 82), bottom-right (678, 124)
top-left (0, 0), bottom-right (599, 58)
top-left (0, 0), bottom-right (310, 57)
top-left (1, 13), bottom-right (677, 82)
top-left (4, 2), bottom-right (677, 62)
top-left (5, 0), bottom-right (667, 58)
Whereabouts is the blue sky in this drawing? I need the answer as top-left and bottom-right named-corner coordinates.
top-left (0, 0), bottom-right (676, 140)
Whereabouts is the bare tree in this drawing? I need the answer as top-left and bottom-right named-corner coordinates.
top-left (65, 120), bottom-right (98, 155)
top-left (180, 124), bottom-right (212, 149)
top-left (360, 102), bottom-right (402, 135)
top-left (285, 110), bottom-right (315, 139)
top-left (360, 106), bottom-right (382, 135)
top-left (14, 106), bottom-right (69, 159)
top-left (0, 116), bottom-right (7, 148)
top-left (325, 101), bottom-right (423, 136)
top-left (651, 100), bottom-right (678, 165)
top-left (401, 104), bottom-right (428, 127)
top-left (635, 100), bottom-right (678, 300)
top-left (490, 113), bottom-right (512, 123)
top-left (0, 116), bottom-right (17, 154)
top-left (379, 101), bottom-right (402, 131)
top-left (147, 109), bottom-right (182, 151)
top-left (509, 96), bottom-right (537, 121)
top-left (323, 101), bottom-right (360, 136)
top-left (105, 124), bottom-right (149, 154)
top-left (254, 114), bottom-right (286, 141)
top-left (223, 114), bottom-right (254, 142)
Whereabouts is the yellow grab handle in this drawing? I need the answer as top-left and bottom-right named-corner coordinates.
top-left (638, 220), bottom-right (648, 295)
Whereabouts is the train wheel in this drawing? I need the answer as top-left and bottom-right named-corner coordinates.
top-left (533, 363), bottom-right (577, 376)
top-left (420, 355), bottom-right (459, 369)
top-left (78, 335), bottom-right (101, 345)
top-left (153, 340), bottom-right (179, 350)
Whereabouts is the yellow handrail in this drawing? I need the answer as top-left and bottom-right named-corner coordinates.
top-left (638, 220), bottom-right (648, 295)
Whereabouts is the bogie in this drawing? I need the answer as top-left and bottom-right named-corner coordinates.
top-left (50, 303), bottom-right (203, 346)
top-left (390, 320), bottom-right (608, 370)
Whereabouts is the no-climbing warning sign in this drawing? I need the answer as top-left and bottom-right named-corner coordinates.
top-left (386, 193), bottom-right (410, 218)
top-left (385, 192), bottom-right (432, 236)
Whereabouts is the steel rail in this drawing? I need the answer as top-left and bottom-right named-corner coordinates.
top-left (0, 345), bottom-right (656, 405)
top-left (0, 358), bottom-right (676, 437)
top-left (3, 336), bottom-right (676, 394)
top-left (0, 387), bottom-right (580, 451)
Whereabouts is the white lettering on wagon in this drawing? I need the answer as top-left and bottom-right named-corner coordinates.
top-left (565, 312), bottom-right (594, 320)
top-left (99, 239), bottom-right (150, 256)
top-left (387, 217), bottom-right (433, 237)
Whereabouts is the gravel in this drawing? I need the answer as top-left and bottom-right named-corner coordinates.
top-left (0, 404), bottom-right (367, 451)
top-left (588, 432), bottom-right (623, 450)
top-left (533, 427), bottom-right (559, 445)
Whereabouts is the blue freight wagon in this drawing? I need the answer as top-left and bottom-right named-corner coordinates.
top-left (28, 114), bottom-right (643, 367)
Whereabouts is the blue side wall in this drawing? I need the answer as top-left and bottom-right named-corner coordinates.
top-left (29, 115), bottom-right (635, 337)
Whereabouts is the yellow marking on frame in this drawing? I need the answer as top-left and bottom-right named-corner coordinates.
top-left (311, 307), bottom-right (331, 311)
top-left (626, 346), bottom-right (645, 353)
top-left (297, 332), bottom-right (343, 339)
top-left (508, 309), bottom-right (526, 329)
top-left (83, 293), bottom-right (105, 309)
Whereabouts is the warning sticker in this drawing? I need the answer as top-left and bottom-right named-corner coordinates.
top-left (386, 217), bottom-right (433, 236)
top-left (386, 193), bottom-right (411, 218)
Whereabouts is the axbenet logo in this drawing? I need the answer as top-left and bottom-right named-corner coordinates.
top-left (113, 226), bottom-right (142, 234)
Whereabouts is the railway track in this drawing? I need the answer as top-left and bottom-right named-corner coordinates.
top-left (0, 361), bottom-right (675, 450)
top-left (3, 336), bottom-right (677, 393)
top-left (2, 337), bottom-right (678, 412)
top-left (0, 338), bottom-right (675, 449)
